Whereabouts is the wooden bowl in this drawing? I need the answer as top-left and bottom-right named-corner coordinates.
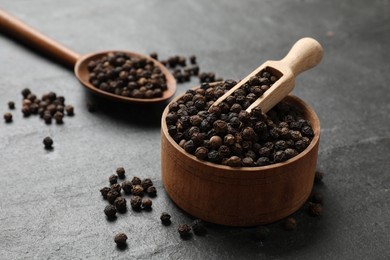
top-left (161, 94), bottom-right (320, 227)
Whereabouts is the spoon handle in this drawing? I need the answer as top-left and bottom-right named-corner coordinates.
top-left (280, 37), bottom-right (323, 76)
top-left (0, 9), bottom-right (80, 68)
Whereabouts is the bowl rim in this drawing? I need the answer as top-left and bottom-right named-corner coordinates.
top-left (161, 87), bottom-right (320, 173)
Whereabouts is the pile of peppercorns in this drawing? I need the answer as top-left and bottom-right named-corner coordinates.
top-left (149, 53), bottom-right (223, 84)
top-left (3, 89), bottom-right (74, 125)
top-left (165, 74), bottom-right (314, 167)
top-left (100, 167), bottom-right (158, 218)
top-left (88, 52), bottom-right (167, 99)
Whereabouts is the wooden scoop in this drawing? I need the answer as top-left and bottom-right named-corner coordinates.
top-left (211, 37), bottom-right (323, 113)
top-left (0, 9), bottom-right (176, 104)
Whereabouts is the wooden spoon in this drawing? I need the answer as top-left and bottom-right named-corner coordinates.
top-left (211, 37), bottom-right (323, 113)
top-left (0, 10), bottom-right (176, 103)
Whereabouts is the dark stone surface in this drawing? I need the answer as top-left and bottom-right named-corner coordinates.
top-left (1, 0), bottom-right (389, 259)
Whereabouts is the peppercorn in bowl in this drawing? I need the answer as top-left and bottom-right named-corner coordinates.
top-left (161, 80), bottom-right (320, 227)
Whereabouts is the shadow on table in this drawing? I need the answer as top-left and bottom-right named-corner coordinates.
top-left (82, 90), bottom-right (170, 128)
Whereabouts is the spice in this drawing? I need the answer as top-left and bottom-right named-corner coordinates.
top-left (140, 178), bottom-right (153, 190)
top-left (192, 219), bottom-right (207, 236)
top-left (114, 233), bottom-right (128, 247)
top-left (178, 224), bottom-right (192, 238)
top-left (132, 185), bottom-right (144, 196)
top-left (104, 205), bottom-right (117, 218)
top-left (308, 202), bottom-right (323, 217)
top-left (310, 192), bottom-right (323, 204)
top-left (146, 186), bottom-right (157, 197)
top-left (107, 190), bottom-right (120, 204)
top-left (130, 196), bottom-right (142, 210)
top-left (8, 101), bottom-right (15, 110)
top-left (114, 197), bottom-right (127, 213)
top-left (165, 77), bottom-right (314, 167)
top-left (116, 167), bottom-right (126, 179)
top-left (43, 136), bottom-right (53, 149)
top-left (131, 176), bottom-right (141, 186)
top-left (121, 181), bottom-right (133, 194)
top-left (65, 105), bottom-right (74, 116)
top-left (109, 174), bottom-right (118, 185)
top-left (88, 52), bottom-right (168, 99)
top-left (141, 198), bottom-right (152, 210)
top-left (100, 187), bottom-right (111, 199)
top-left (54, 111), bottom-right (63, 124)
top-left (110, 183), bottom-right (122, 193)
top-left (3, 112), bottom-right (12, 123)
top-left (160, 212), bottom-right (172, 226)
top-left (283, 217), bottom-right (297, 230)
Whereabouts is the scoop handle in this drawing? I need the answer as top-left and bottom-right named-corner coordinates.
top-left (280, 37), bottom-right (323, 76)
top-left (0, 9), bottom-right (80, 68)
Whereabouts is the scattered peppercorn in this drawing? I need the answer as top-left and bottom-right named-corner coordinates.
top-left (43, 136), bottom-right (53, 149)
top-left (104, 205), bottom-right (117, 218)
top-left (107, 190), bottom-right (120, 204)
top-left (308, 202), bottom-right (323, 217)
top-left (8, 101), bottom-right (15, 110)
top-left (146, 186), bottom-right (157, 197)
top-left (131, 176), bottom-right (142, 186)
top-left (100, 187), bottom-right (111, 199)
top-left (65, 105), bottom-right (74, 116)
top-left (141, 178), bottom-right (153, 190)
top-left (141, 198), bottom-right (152, 210)
top-left (110, 183), bottom-right (122, 193)
top-left (114, 197), bottom-right (127, 213)
top-left (114, 233), bottom-right (128, 247)
top-left (116, 167), bottom-right (126, 179)
top-left (109, 174), bottom-right (118, 185)
top-left (3, 112), bottom-right (12, 123)
top-left (283, 217), bottom-right (297, 230)
top-left (192, 219), bottom-right (207, 236)
top-left (310, 191), bottom-right (323, 204)
top-left (130, 196), bottom-right (142, 210)
top-left (178, 224), bottom-right (192, 238)
top-left (160, 212), bottom-right (172, 226)
top-left (121, 181), bottom-right (133, 194)
top-left (132, 185), bottom-right (144, 196)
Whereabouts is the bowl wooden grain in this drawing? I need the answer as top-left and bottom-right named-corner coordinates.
top-left (161, 93), bottom-right (320, 227)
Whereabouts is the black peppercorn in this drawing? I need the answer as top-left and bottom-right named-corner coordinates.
top-left (121, 180), bottom-right (133, 194)
top-left (192, 219), bottom-right (207, 236)
top-left (178, 224), bottom-right (192, 238)
top-left (107, 190), bottom-right (120, 204)
top-left (116, 167), bottom-right (126, 179)
top-left (3, 112), bottom-right (12, 123)
top-left (54, 111), bottom-right (63, 124)
top-left (43, 136), bottom-right (53, 149)
top-left (141, 198), bottom-right (153, 210)
top-left (149, 52), bottom-right (158, 60)
top-left (274, 150), bottom-right (287, 162)
top-left (256, 157), bottom-right (270, 166)
top-left (208, 136), bottom-right (222, 150)
top-left (141, 178), bottom-right (153, 190)
top-left (308, 202), bottom-right (323, 217)
top-left (110, 183), bottom-right (122, 194)
top-left (21, 88), bottom-right (31, 98)
top-left (100, 187), bottom-right (111, 199)
top-left (160, 212), bottom-right (172, 226)
top-left (226, 156), bottom-right (242, 167)
top-left (65, 105), bottom-right (74, 116)
top-left (195, 146), bottom-right (208, 160)
top-left (208, 150), bottom-right (222, 164)
top-left (109, 174), bottom-right (118, 185)
top-left (8, 101), bottom-right (15, 110)
top-left (114, 197), bottom-right (127, 213)
top-left (146, 186), bottom-right (157, 197)
top-left (131, 176), bottom-right (142, 186)
top-left (283, 217), bottom-right (297, 230)
top-left (132, 185), bottom-right (144, 196)
top-left (310, 192), bottom-right (323, 204)
top-left (104, 205), bottom-right (117, 218)
top-left (189, 55), bottom-right (197, 64)
top-left (130, 195), bottom-right (142, 210)
top-left (114, 233), bottom-right (128, 247)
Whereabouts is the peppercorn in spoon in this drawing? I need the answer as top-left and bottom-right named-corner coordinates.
top-left (211, 37), bottom-right (323, 113)
top-left (0, 10), bottom-right (176, 103)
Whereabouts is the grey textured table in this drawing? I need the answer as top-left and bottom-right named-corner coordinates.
top-left (1, 1), bottom-right (389, 259)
